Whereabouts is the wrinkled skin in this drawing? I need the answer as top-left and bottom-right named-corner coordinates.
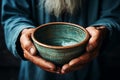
top-left (20, 26), bottom-right (108, 74)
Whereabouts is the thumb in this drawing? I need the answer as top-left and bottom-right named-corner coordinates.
top-left (29, 46), bottom-right (37, 55)
top-left (20, 28), bottom-right (37, 55)
top-left (86, 27), bottom-right (100, 52)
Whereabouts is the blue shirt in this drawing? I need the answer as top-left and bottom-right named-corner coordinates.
top-left (1, 0), bottom-right (120, 80)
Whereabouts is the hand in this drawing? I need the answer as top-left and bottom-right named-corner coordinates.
top-left (20, 28), bottom-right (60, 73)
top-left (60, 26), bottom-right (108, 74)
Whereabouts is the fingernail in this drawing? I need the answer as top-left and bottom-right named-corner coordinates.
top-left (61, 70), bottom-right (65, 74)
top-left (30, 47), bottom-right (35, 55)
top-left (56, 71), bottom-right (60, 74)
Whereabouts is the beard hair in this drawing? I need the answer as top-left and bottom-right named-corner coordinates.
top-left (40, 0), bottom-right (81, 17)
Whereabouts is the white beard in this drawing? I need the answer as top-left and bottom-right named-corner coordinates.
top-left (40, 0), bottom-right (81, 17)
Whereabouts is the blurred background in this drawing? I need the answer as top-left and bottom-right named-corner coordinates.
top-left (0, 0), bottom-right (120, 80)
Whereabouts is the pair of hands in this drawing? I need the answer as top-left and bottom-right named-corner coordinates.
top-left (20, 26), bottom-right (108, 74)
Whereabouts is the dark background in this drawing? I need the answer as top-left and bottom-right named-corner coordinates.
top-left (0, 1), bottom-right (20, 80)
top-left (0, 0), bottom-right (120, 80)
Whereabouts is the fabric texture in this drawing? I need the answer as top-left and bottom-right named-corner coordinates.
top-left (1, 0), bottom-right (120, 80)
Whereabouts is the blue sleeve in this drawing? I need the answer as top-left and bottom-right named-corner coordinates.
top-left (1, 0), bottom-right (35, 59)
top-left (91, 0), bottom-right (120, 38)
top-left (90, 0), bottom-right (120, 54)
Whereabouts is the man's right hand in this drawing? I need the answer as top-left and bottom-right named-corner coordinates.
top-left (20, 28), bottom-right (60, 73)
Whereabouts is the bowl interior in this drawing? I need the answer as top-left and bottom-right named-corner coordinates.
top-left (34, 24), bottom-right (87, 46)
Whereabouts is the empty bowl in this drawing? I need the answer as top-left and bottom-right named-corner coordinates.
top-left (31, 22), bottom-right (90, 66)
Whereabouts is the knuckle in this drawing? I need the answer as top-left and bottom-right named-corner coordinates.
top-left (21, 41), bottom-right (32, 50)
top-left (20, 34), bottom-right (27, 42)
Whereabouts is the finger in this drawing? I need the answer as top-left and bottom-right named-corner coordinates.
top-left (61, 52), bottom-right (92, 74)
top-left (61, 51), bottom-right (99, 74)
top-left (20, 34), bottom-right (36, 55)
top-left (20, 29), bottom-right (36, 55)
top-left (60, 52), bottom-right (92, 74)
top-left (61, 63), bottom-right (84, 74)
top-left (69, 53), bottom-right (91, 66)
top-left (61, 64), bottom-right (69, 74)
top-left (86, 27), bottom-right (102, 52)
top-left (24, 50), bottom-right (59, 73)
top-left (69, 48), bottom-right (99, 66)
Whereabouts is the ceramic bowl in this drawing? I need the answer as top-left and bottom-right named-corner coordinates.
top-left (31, 22), bottom-right (90, 66)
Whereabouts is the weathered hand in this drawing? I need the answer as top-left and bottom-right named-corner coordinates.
top-left (61, 26), bottom-right (108, 74)
top-left (20, 28), bottom-right (60, 73)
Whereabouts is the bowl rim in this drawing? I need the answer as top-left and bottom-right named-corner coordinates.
top-left (31, 22), bottom-right (90, 49)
